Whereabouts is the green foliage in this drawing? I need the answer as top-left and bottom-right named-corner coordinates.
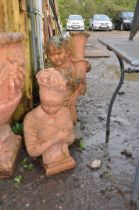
top-left (14, 175), bottom-right (23, 186)
top-left (21, 156), bottom-right (34, 171)
top-left (12, 122), bottom-right (23, 135)
top-left (78, 138), bottom-right (85, 151)
top-left (58, 0), bottom-right (136, 28)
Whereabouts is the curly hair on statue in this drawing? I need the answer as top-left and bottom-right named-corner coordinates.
top-left (36, 68), bottom-right (66, 92)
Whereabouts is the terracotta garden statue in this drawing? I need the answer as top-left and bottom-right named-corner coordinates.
top-left (24, 69), bottom-right (76, 176)
top-left (0, 32), bottom-right (25, 178)
top-left (45, 32), bottom-right (90, 123)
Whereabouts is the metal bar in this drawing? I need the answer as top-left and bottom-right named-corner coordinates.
top-left (131, 163), bottom-right (139, 206)
top-left (105, 55), bottom-right (125, 143)
top-left (34, 0), bottom-right (44, 69)
top-left (28, 0), bottom-right (38, 72)
top-left (124, 68), bottom-right (139, 73)
top-left (129, 0), bottom-right (139, 40)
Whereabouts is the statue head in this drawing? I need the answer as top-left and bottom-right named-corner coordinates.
top-left (45, 36), bottom-right (71, 67)
top-left (36, 68), bottom-right (66, 115)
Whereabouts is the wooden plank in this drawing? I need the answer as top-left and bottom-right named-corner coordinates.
top-left (0, 1), bottom-right (5, 31)
top-left (85, 49), bottom-right (110, 58)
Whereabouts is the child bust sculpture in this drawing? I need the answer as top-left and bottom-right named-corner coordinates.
top-left (24, 68), bottom-right (76, 176)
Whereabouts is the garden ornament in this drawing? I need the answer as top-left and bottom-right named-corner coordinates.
top-left (0, 32), bottom-right (25, 178)
top-left (24, 69), bottom-right (76, 176)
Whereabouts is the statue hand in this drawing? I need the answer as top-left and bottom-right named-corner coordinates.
top-left (69, 93), bottom-right (77, 108)
top-left (57, 128), bottom-right (71, 142)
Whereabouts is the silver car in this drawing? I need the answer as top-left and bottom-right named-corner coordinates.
top-left (66, 15), bottom-right (84, 31)
top-left (89, 14), bottom-right (113, 31)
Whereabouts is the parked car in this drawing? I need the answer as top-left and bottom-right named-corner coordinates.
top-left (89, 14), bottom-right (113, 31)
top-left (113, 11), bottom-right (134, 30)
top-left (66, 15), bottom-right (84, 31)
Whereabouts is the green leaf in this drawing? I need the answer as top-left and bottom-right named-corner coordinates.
top-left (21, 157), bottom-right (34, 171)
top-left (12, 122), bottom-right (23, 135)
top-left (79, 139), bottom-right (85, 151)
top-left (28, 164), bottom-right (34, 171)
top-left (14, 175), bottom-right (23, 185)
top-left (21, 157), bottom-right (28, 165)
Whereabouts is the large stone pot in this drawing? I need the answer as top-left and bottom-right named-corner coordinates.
top-left (0, 32), bottom-right (25, 178)
top-left (72, 58), bottom-right (89, 80)
top-left (69, 31), bottom-right (89, 59)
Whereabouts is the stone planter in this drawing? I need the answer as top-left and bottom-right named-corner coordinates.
top-left (0, 32), bottom-right (25, 178)
top-left (70, 31), bottom-right (90, 59)
top-left (72, 58), bottom-right (89, 80)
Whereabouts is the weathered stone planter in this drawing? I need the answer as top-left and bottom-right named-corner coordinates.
top-left (70, 31), bottom-right (89, 59)
top-left (0, 32), bottom-right (25, 178)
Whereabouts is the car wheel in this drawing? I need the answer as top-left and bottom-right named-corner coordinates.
top-left (120, 23), bottom-right (124, 31)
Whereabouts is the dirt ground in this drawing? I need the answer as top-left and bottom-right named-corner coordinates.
top-left (1, 31), bottom-right (139, 210)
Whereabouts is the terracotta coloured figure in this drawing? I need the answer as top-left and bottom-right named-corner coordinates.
top-left (45, 34), bottom-right (89, 122)
top-left (24, 69), bottom-right (76, 176)
top-left (0, 32), bottom-right (25, 178)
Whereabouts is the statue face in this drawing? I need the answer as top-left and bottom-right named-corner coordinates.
top-left (40, 91), bottom-right (63, 115)
top-left (48, 46), bottom-right (67, 67)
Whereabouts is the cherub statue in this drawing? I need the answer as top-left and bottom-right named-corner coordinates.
top-left (45, 35), bottom-right (89, 123)
top-left (24, 68), bottom-right (76, 176)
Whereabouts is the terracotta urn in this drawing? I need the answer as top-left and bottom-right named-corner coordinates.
top-left (69, 31), bottom-right (90, 59)
top-left (0, 32), bottom-right (25, 178)
top-left (72, 58), bottom-right (89, 80)
top-left (24, 69), bottom-right (76, 176)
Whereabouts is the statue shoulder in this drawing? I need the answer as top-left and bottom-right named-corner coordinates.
top-left (60, 107), bottom-right (73, 122)
top-left (24, 106), bottom-right (42, 123)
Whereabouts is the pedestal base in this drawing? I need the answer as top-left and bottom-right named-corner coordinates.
top-left (0, 137), bottom-right (22, 179)
top-left (44, 156), bottom-right (76, 176)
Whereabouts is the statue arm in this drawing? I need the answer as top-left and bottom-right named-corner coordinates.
top-left (24, 114), bottom-right (59, 157)
top-left (24, 129), bottom-right (74, 158)
top-left (24, 109), bottom-right (75, 157)
top-left (24, 132), bottom-right (59, 157)
top-left (57, 113), bottom-right (75, 145)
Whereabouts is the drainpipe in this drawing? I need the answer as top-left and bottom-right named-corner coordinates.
top-left (27, 0), bottom-right (38, 72)
top-left (34, 0), bottom-right (44, 69)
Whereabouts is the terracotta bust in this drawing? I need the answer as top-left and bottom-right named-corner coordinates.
top-left (0, 32), bottom-right (25, 178)
top-left (45, 33), bottom-right (90, 123)
top-left (24, 69), bottom-right (76, 176)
